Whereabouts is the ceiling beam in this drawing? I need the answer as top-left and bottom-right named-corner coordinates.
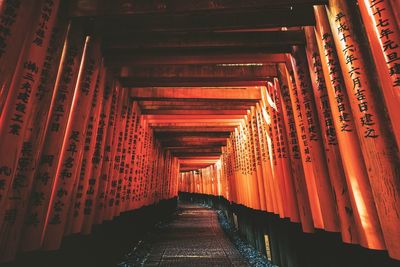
top-left (140, 105), bottom-right (252, 110)
top-left (119, 64), bottom-right (277, 87)
top-left (141, 110), bottom-right (248, 115)
top-left (75, 6), bottom-right (316, 31)
top-left (106, 52), bottom-right (286, 66)
top-left (155, 132), bottom-right (231, 138)
top-left (120, 64), bottom-right (277, 78)
top-left (120, 78), bottom-right (268, 87)
top-left (152, 126), bottom-right (235, 132)
top-left (138, 100), bottom-right (256, 111)
top-left (149, 122), bottom-right (241, 127)
top-left (70, 0), bottom-right (328, 17)
top-left (172, 151), bottom-right (221, 158)
top-left (118, 64), bottom-right (276, 86)
top-left (129, 87), bottom-right (261, 101)
top-left (104, 31), bottom-right (305, 50)
top-left (145, 115), bottom-right (244, 120)
top-left (138, 100), bottom-right (256, 105)
top-left (160, 139), bottom-right (227, 147)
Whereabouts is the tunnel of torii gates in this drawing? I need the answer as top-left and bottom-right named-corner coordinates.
top-left (0, 0), bottom-right (399, 264)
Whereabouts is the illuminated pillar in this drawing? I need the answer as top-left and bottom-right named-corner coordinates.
top-left (43, 35), bottom-right (101, 250)
top-left (304, 26), bottom-right (359, 244)
top-left (327, 0), bottom-right (400, 259)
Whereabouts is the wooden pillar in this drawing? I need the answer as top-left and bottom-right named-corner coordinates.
top-left (93, 86), bottom-right (120, 224)
top-left (0, 0), bottom-right (39, 116)
top-left (68, 60), bottom-right (104, 234)
top-left (289, 47), bottom-right (339, 232)
top-left (81, 71), bottom-right (114, 234)
top-left (43, 35), bottom-right (101, 250)
top-left (19, 22), bottom-right (86, 251)
top-left (357, 0), bottom-right (400, 151)
top-left (249, 107), bottom-right (267, 211)
top-left (271, 81), bottom-right (300, 223)
top-left (327, 1), bottom-right (400, 258)
top-left (304, 26), bottom-right (359, 244)
top-left (255, 104), bottom-right (275, 213)
top-left (313, 5), bottom-right (385, 250)
top-left (0, 0), bottom-right (61, 221)
top-left (0, 2), bottom-right (65, 260)
top-left (276, 67), bottom-right (314, 233)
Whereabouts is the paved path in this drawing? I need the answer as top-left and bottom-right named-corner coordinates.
top-left (144, 204), bottom-right (249, 266)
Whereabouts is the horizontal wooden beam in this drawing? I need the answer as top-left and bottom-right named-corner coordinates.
top-left (71, 0), bottom-right (328, 17)
top-left (77, 7), bottom-right (317, 32)
top-left (107, 52), bottom-right (286, 66)
top-left (160, 137), bottom-right (228, 143)
top-left (148, 119), bottom-right (243, 124)
top-left (141, 109), bottom-right (248, 115)
top-left (172, 152), bottom-right (221, 158)
top-left (120, 78), bottom-right (267, 87)
top-left (105, 31), bottom-right (305, 50)
top-left (158, 136), bottom-right (228, 141)
top-left (129, 87), bottom-right (261, 100)
top-left (179, 160), bottom-right (220, 164)
top-left (169, 147), bottom-right (222, 153)
top-left (149, 122), bottom-right (241, 127)
top-left (180, 165), bottom-right (217, 171)
top-left (145, 114), bottom-right (244, 120)
top-left (180, 167), bottom-right (213, 172)
top-left (138, 100), bottom-right (256, 112)
top-left (153, 126), bottom-right (235, 132)
top-left (138, 100), bottom-right (256, 105)
top-left (161, 139), bottom-right (227, 147)
top-left (179, 159), bottom-right (220, 164)
top-left (156, 132), bottom-right (231, 138)
top-left (179, 156), bottom-right (220, 160)
top-left (120, 64), bottom-right (277, 78)
top-left (140, 105), bottom-right (252, 110)
top-left (118, 64), bottom-right (276, 86)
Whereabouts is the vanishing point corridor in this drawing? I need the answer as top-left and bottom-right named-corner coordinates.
top-left (0, 0), bottom-right (400, 266)
top-left (141, 204), bottom-right (248, 266)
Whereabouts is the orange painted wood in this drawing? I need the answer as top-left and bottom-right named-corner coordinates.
top-left (289, 48), bottom-right (340, 232)
top-left (249, 107), bottom-right (267, 211)
top-left (267, 82), bottom-right (296, 219)
top-left (327, 0), bottom-right (400, 258)
top-left (43, 35), bottom-right (101, 250)
top-left (128, 107), bottom-right (144, 209)
top-left (125, 102), bottom-right (140, 211)
top-left (240, 124), bottom-right (253, 208)
top-left (68, 61), bottom-right (105, 234)
top-left (388, 0), bottom-right (400, 28)
top-left (357, 0), bottom-right (400, 151)
top-left (0, 0), bottom-right (38, 117)
top-left (232, 129), bottom-right (246, 205)
top-left (81, 71), bottom-right (114, 234)
top-left (255, 104), bottom-right (275, 213)
top-left (0, 0), bottom-right (60, 219)
top-left (284, 55), bottom-right (325, 229)
top-left (272, 79), bottom-right (300, 223)
top-left (276, 64), bottom-right (314, 233)
top-left (19, 23), bottom-right (86, 251)
top-left (263, 84), bottom-right (287, 218)
top-left (0, 4), bottom-right (65, 260)
top-left (103, 88), bottom-right (128, 220)
top-left (113, 98), bottom-right (134, 216)
top-left (304, 26), bottom-right (359, 244)
top-left (244, 114), bottom-right (261, 210)
top-left (313, 5), bottom-right (385, 250)
top-left (93, 86), bottom-right (120, 224)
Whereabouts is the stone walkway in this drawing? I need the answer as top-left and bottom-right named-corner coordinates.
top-left (144, 204), bottom-right (249, 266)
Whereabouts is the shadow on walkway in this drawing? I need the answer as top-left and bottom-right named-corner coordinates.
top-left (142, 203), bottom-right (249, 266)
